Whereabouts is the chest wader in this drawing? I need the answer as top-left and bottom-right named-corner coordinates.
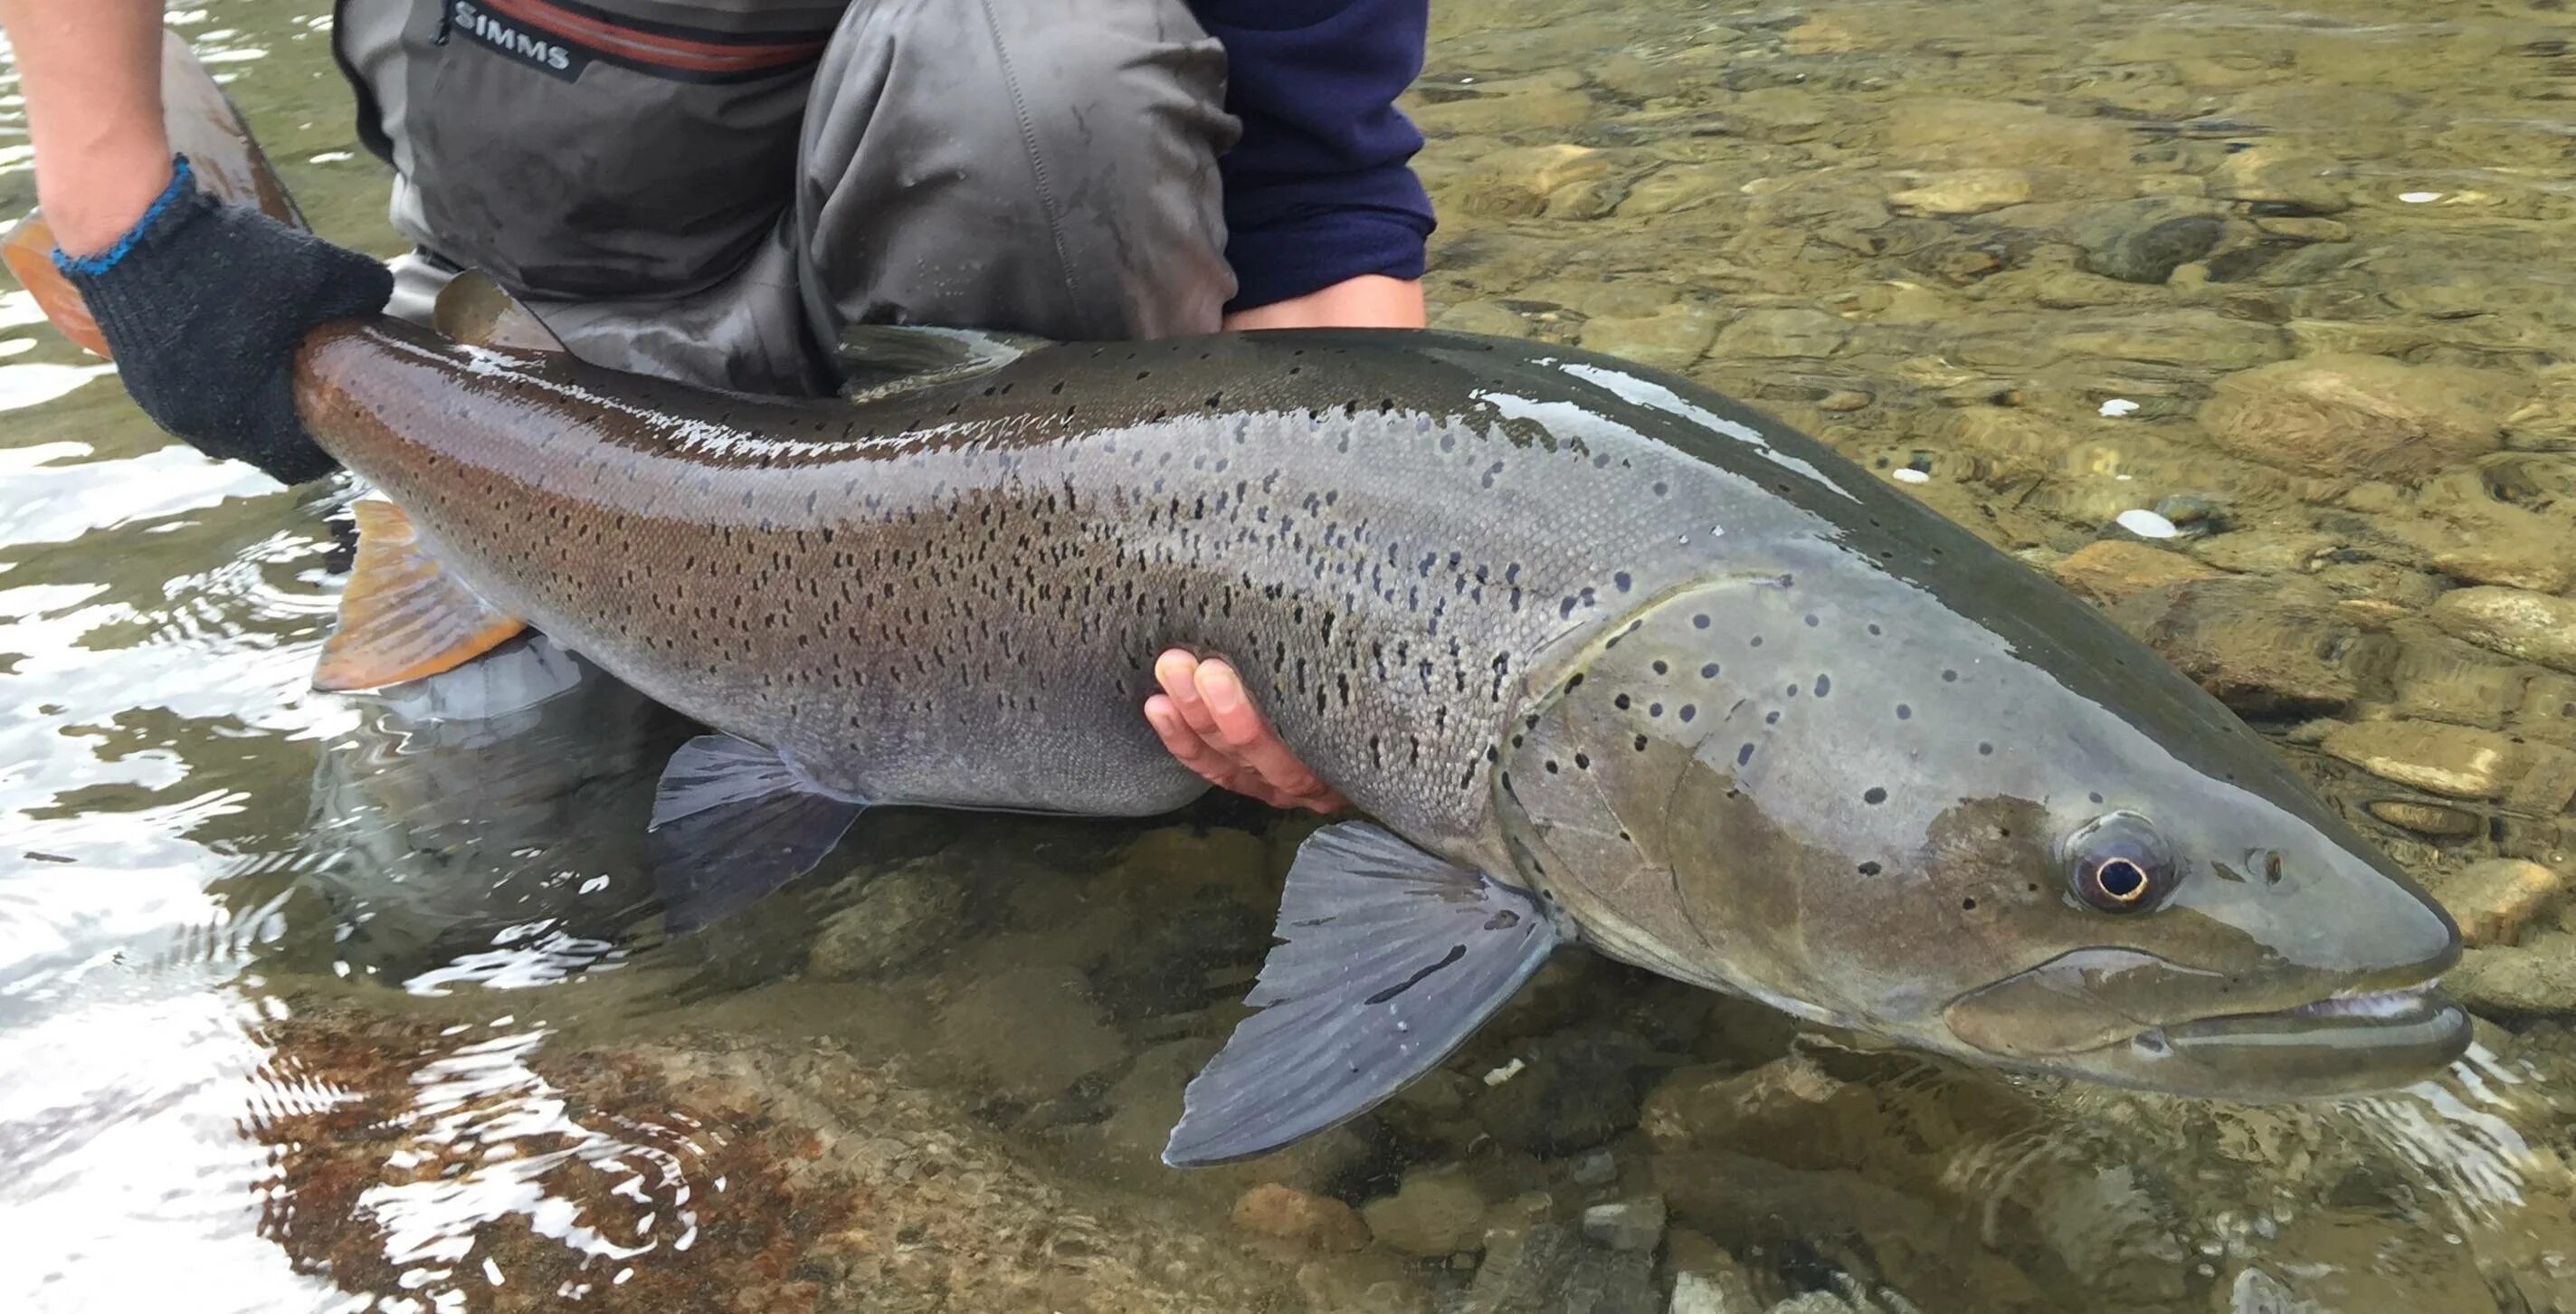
top-left (331, 0), bottom-right (1240, 395)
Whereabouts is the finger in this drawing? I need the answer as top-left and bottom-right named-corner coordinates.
top-left (1154, 649), bottom-right (1224, 744)
top-left (1194, 661), bottom-right (1341, 805)
top-left (1145, 695), bottom-right (1240, 786)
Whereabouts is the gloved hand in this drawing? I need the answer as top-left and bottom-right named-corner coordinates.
top-left (55, 155), bottom-right (394, 484)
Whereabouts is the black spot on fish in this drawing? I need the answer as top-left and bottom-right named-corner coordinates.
top-left (1962, 898), bottom-right (1978, 910)
top-left (1864, 786), bottom-right (1887, 805)
top-left (1787, 683), bottom-right (1800, 697)
top-left (1868, 624), bottom-right (1883, 636)
top-left (1574, 753), bottom-right (1591, 769)
top-left (2089, 791), bottom-right (2105, 805)
top-left (1693, 614), bottom-right (1710, 629)
top-left (1678, 704), bottom-right (1696, 722)
top-left (1943, 669), bottom-right (1959, 682)
top-left (1764, 709), bottom-right (1781, 725)
top-left (1814, 673), bottom-right (1830, 697)
top-left (1700, 662), bottom-right (1720, 679)
top-left (1652, 660), bottom-right (1668, 675)
top-left (1635, 734), bottom-right (1649, 751)
top-left (1858, 862), bottom-right (1881, 876)
top-left (1545, 760), bottom-right (1560, 774)
top-left (1979, 742), bottom-right (1994, 755)
top-left (1750, 636), bottom-right (1763, 648)
top-left (1896, 704), bottom-right (1912, 720)
top-left (1737, 743), bottom-right (1755, 766)
top-left (1804, 614), bottom-right (1820, 627)
top-left (1653, 481), bottom-right (1669, 496)
top-left (1615, 694), bottom-right (1632, 709)
top-left (1615, 571), bottom-right (1633, 592)
top-left (1649, 702), bottom-right (1664, 717)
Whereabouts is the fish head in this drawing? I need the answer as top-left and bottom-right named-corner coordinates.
top-left (1498, 560), bottom-right (2466, 1102)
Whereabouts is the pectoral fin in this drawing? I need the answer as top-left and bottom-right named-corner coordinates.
top-left (1162, 822), bottom-right (1568, 1167)
top-left (313, 500), bottom-right (527, 691)
top-left (646, 734), bottom-right (870, 932)
top-left (433, 270), bottom-right (569, 355)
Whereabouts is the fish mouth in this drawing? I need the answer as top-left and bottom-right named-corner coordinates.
top-left (2109, 982), bottom-right (2471, 1100)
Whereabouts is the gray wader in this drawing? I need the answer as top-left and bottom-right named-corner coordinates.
top-left (334, 0), bottom-right (1242, 395)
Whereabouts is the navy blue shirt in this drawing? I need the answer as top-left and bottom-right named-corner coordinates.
top-left (1193, 0), bottom-right (1438, 311)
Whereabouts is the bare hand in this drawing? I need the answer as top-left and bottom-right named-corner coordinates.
top-left (1143, 650), bottom-right (1347, 814)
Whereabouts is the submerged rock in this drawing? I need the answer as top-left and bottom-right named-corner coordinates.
top-left (2198, 355), bottom-right (2522, 483)
top-left (2316, 719), bottom-right (2529, 801)
top-left (1887, 168), bottom-right (2032, 216)
top-left (1581, 303), bottom-right (1723, 371)
top-left (2431, 586), bottom-right (2576, 676)
top-left (1359, 1164), bottom-right (1490, 1256)
top-left (1711, 308), bottom-right (1851, 360)
top-left (2071, 198), bottom-right (2227, 284)
top-left (2449, 933), bottom-right (2576, 1016)
top-left (1669, 1263), bottom-right (1766, 1314)
top-left (2107, 576), bottom-right (2391, 718)
top-left (807, 861), bottom-right (972, 980)
top-left (2422, 859), bottom-right (2571, 948)
top-left (1464, 1217), bottom-right (1659, 1314)
top-left (1230, 1183), bottom-right (1371, 1254)
top-left (1580, 1194), bottom-right (1668, 1252)
top-left (2049, 539), bottom-right (2223, 605)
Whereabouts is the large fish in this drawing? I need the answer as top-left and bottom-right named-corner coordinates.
top-left (10, 32), bottom-right (2467, 1168)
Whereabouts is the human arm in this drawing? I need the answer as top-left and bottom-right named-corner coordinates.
top-left (1196, 0), bottom-right (1436, 331)
top-left (0, 0), bottom-right (174, 255)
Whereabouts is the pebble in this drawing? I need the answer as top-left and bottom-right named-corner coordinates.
top-left (1887, 167), bottom-right (2032, 216)
top-left (1466, 1218), bottom-right (1660, 1314)
top-left (2448, 933), bottom-right (2576, 1017)
top-left (2363, 798), bottom-right (2486, 839)
top-left (2316, 719), bottom-right (2526, 801)
top-left (1569, 1149), bottom-right (1620, 1186)
top-left (2252, 215), bottom-right (2353, 243)
top-left (2424, 860), bottom-right (2572, 948)
top-left (2431, 586), bottom-right (2576, 676)
top-left (2073, 199), bottom-right (2227, 284)
top-left (2050, 540), bottom-right (2224, 605)
top-left (2113, 508), bottom-right (2180, 539)
top-left (2199, 355), bottom-right (2524, 483)
top-left (1431, 300), bottom-right (1536, 339)
top-left (1618, 166), bottom-right (1735, 218)
top-left (2209, 146), bottom-right (2352, 214)
top-left (1579, 302), bottom-right (1723, 372)
top-left (1580, 1195), bottom-right (1668, 1252)
top-left (1359, 1165), bottom-right (1490, 1256)
top-left (2232, 1268), bottom-right (2328, 1314)
top-left (1710, 308), bottom-right (1851, 359)
top-left (807, 862), bottom-right (969, 980)
top-left (2108, 577), bottom-right (2391, 717)
top-left (1670, 1267), bottom-right (1765, 1314)
top-left (1230, 1184), bottom-right (1371, 1253)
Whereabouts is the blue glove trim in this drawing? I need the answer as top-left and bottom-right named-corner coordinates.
top-left (52, 155), bottom-right (197, 278)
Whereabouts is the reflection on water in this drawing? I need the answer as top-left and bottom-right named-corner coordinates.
top-left (5, 0), bottom-right (2576, 1310)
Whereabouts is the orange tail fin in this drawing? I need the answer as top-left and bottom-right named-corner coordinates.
top-left (1, 26), bottom-right (304, 359)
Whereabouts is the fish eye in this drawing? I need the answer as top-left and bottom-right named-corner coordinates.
top-left (2066, 811), bottom-right (2176, 914)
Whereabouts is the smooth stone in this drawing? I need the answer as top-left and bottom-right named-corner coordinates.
top-left (2050, 540), bottom-right (2224, 605)
top-left (1231, 1184), bottom-right (1372, 1254)
top-left (1619, 165), bottom-right (1735, 218)
top-left (1580, 1195), bottom-right (1668, 1252)
top-left (2209, 146), bottom-right (2352, 214)
top-left (2432, 586), bottom-right (2576, 676)
top-left (1885, 98), bottom-right (2132, 168)
top-left (1670, 1267), bottom-right (1765, 1314)
top-left (2425, 860), bottom-right (2572, 949)
top-left (2391, 640), bottom-right (2528, 731)
top-left (2253, 215), bottom-right (2352, 243)
top-left (2316, 719), bottom-right (2528, 801)
top-left (807, 862), bottom-right (970, 980)
top-left (1887, 168), bottom-right (2033, 215)
top-left (1431, 300), bottom-right (1536, 338)
top-left (1569, 1149), bottom-right (1620, 1187)
top-left (1709, 308), bottom-right (1850, 359)
top-left (2072, 198), bottom-right (2227, 283)
top-left (2364, 798), bottom-right (2486, 839)
top-left (2107, 577), bottom-right (2391, 717)
top-left (1360, 1165), bottom-right (1490, 1256)
top-left (1453, 144), bottom-right (1615, 218)
top-left (2448, 933), bottom-right (2576, 1018)
top-left (2199, 355), bottom-right (2523, 482)
top-left (1581, 303), bottom-right (1723, 372)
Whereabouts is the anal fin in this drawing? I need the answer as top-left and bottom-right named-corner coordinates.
top-left (646, 734), bottom-right (870, 933)
top-left (1163, 822), bottom-right (1569, 1167)
top-left (314, 500), bottom-right (527, 691)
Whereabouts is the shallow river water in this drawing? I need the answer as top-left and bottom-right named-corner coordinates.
top-left (5, 2), bottom-right (2576, 1311)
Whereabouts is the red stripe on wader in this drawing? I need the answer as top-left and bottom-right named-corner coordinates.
top-left (478, 0), bottom-right (831, 75)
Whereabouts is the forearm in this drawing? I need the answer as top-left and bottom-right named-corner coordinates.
top-left (1221, 274), bottom-right (1425, 330)
top-left (0, 0), bottom-right (174, 254)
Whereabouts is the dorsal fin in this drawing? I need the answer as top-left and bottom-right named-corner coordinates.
top-left (313, 500), bottom-right (528, 691)
top-left (432, 271), bottom-right (570, 354)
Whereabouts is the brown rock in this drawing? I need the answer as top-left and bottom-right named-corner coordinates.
top-left (1358, 1165), bottom-right (1489, 1256)
top-left (2051, 540), bottom-right (2224, 605)
top-left (2449, 933), bottom-right (2576, 1017)
top-left (1887, 168), bottom-right (2033, 216)
top-left (2316, 719), bottom-right (2526, 800)
top-left (1230, 1184), bottom-right (1370, 1253)
top-left (2423, 860), bottom-right (2572, 948)
top-left (2199, 355), bottom-right (2524, 483)
top-left (2431, 586), bottom-right (2576, 676)
top-left (2106, 576), bottom-right (2391, 717)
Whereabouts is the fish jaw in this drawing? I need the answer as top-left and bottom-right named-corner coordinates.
top-left (1937, 946), bottom-right (2470, 1100)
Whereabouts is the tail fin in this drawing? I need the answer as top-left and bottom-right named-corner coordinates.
top-left (0, 27), bottom-right (304, 358)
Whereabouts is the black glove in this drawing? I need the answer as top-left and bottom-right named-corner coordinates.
top-left (57, 155), bottom-right (394, 484)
